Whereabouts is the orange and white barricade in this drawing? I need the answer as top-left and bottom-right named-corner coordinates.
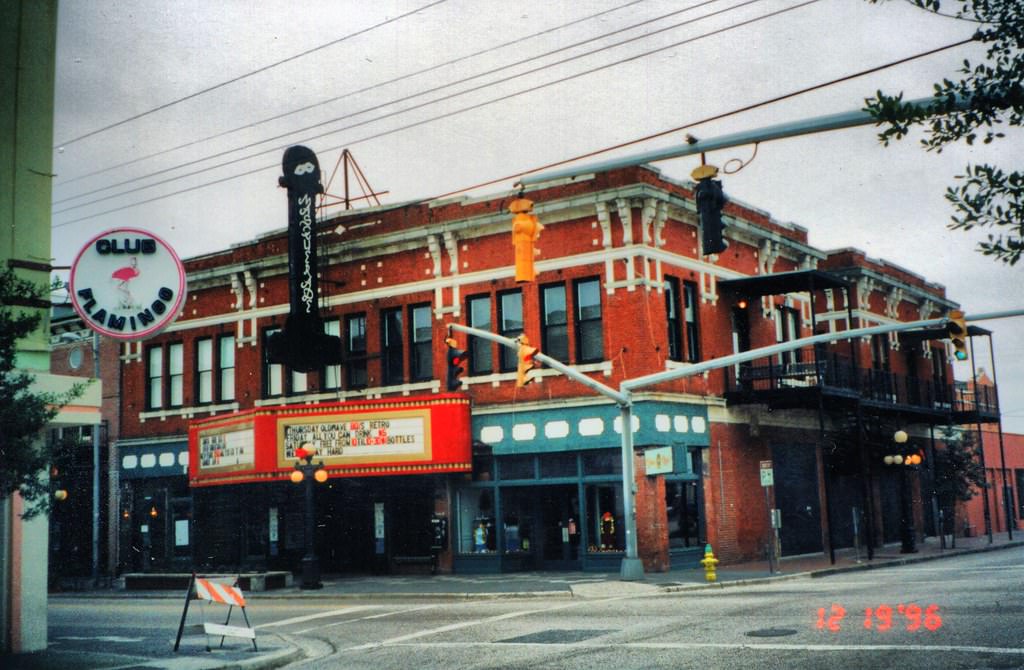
top-left (174, 573), bottom-right (257, 652)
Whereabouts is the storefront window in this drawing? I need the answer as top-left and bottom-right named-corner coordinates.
top-left (539, 453), bottom-right (577, 478)
top-left (457, 488), bottom-right (496, 554)
top-left (499, 455), bottom-right (535, 481)
top-left (582, 450), bottom-right (622, 476)
top-left (585, 484), bottom-right (623, 552)
top-left (500, 488), bottom-right (535, 554)
top-left (665, 480), bottom-right (701, 548)
top-left (472, 452), bottom-right (494, 482)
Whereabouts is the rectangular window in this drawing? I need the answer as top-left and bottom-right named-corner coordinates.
top-left (168, 343), bottom-right (184, 407)
top-left (779, 306), bottom-right (800, 366)
top-left (574, 277), bottom-right (603, 363)
top-left (290, 368), bottom-right (308, 395)
top-left (541, 283), bottom-right (569, 363)
top-left (586, 484), bottom-right (624, 551)
top-left (467, 295), bottom-right (492, 375)
top-left (1016, 469), bottom-right (1024, 519)
top-left (196, 338), bottom-right (213, 404)
top-left (665, 480), bottom-right (701, 548)
top-left (498, 290), bottom-right (523, 372)
top-left (346, 314), bottom-right (367, 389)
top-left (263, 327), bottom-right (284, 398)
top-left (218, 335), bottom-right (236, 401)
top-left (683, 281), bottom-right (700, 362)
top-left (146, 346), bottom-right (163, 410)
top-left (665, 276), bottom-right (683, 361)
top-left (381, 308), bottom-right (404, 386)
top-left (409, 304), bottom-right (432, 382)
top-left (323, 319), bottom-right (341, 390)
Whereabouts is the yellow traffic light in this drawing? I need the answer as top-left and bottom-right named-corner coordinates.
top-left (946, 309), bottom-right (969, 361)
top-left (516, 335), bottom-right (539, 388)
top-left (510, 197), bottom-right (543, 283)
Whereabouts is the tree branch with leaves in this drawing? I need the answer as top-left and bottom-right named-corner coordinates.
top-left (865, 0), bottom-right (1024, 264)
top-left (0, 268), bottom-right (85, 519)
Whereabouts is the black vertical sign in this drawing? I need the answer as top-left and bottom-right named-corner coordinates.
top-left (266, 146), bottom-right (342, 372)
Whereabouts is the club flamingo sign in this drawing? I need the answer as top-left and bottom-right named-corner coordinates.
top-left (69, 228), bottom-right (187, 340)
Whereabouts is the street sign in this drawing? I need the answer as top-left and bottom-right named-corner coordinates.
top-left (760, 460), bottom-right (774, 487)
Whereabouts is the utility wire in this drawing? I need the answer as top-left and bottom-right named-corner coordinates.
top-left (54, 0), bottom-right (741, 207)
top-left (55, 0), bottom-right (649, 188)
top-left (52, 4), bottom-right (968, 230)
top-left (53, 0), bottom-right (770, 215)
top-left (54, 0), bottom-right (448, 148)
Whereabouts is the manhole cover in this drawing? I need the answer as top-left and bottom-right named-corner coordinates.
top-left (746, 628), bottom-right (798, 638)
top-left (498, 629), bottom-right (614, 644)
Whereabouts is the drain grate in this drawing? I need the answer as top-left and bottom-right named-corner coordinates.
top-left (746, 628), bottom-right (798, 638)
top-left (498, 629), bottom-right (614, 644)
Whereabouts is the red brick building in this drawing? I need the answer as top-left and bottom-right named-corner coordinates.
top-left (110, 163), bottom-right (1005, 575)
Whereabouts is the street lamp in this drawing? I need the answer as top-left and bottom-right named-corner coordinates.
top-left (887, 429), bottom-right (918, 555)
top-left (292, 443), bottom-right (327, 589)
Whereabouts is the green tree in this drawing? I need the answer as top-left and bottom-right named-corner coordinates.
top-left (0, 268), bottom-right (84, 519)
top-left (865, 0), bottom-right (1024, 264)
top-left (932, 425), bottom-right (987, 535)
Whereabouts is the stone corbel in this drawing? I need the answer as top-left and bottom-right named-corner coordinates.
top-left (856, 277), bottom-right (876, 310)
top-left (595, 201), bottom-right (613, 248)
top-left (442, 231), bottom-right (459, 275)
top-left (427, 234), bottom-right (443, 277)
top-left (759, 239), bottom-right (779, 275)
top-left (230, 272), bottom-right (244, 311)
top-left (885, 287), bottom-right (904, 319)
top-left (616, 198), bottom-right (634, 245)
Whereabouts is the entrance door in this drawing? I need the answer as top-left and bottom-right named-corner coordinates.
top-left (538, 485), bottom-right (581, 570)
top-left (772, 443), bottom-right (823, 556)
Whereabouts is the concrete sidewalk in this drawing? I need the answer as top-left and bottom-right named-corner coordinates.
top-left (17, 532), bottom-right (1021, 670)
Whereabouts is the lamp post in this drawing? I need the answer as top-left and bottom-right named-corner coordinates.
top-left (886, 430), bottom-right (919, 554)
top-left (291, 443), bottom-right (327, 589)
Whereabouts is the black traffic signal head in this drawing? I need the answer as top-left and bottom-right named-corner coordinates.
top-left (946, 309), bottom-right (969, 361)
top-left (445, 337), bottom-right (466, 391)
top-left (693, 170), bottom-right (727, 256)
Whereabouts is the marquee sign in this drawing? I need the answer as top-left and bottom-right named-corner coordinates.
top-left (188, 394), bottom-right (471, 487)
top-left (68, 228), bottom-right (187, 340)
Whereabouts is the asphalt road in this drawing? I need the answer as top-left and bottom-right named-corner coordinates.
top-left (44, 549), bottom-right (1024, 670)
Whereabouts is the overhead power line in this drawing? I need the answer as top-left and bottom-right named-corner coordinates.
top-left (52, 0), bottom-right (778, 217)
top-left (54, 0), bottom-right (744, 207)
top-left (55, 0), bottom-right (649, 188)
top-left (52, 8), bottom-right (972, 230)
top-left (54, 0), bottom-right (448, 148)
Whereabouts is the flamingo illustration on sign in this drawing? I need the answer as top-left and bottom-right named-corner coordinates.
top-left (112, 257), bottom-right (141, 309)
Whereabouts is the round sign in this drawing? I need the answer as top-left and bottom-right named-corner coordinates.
top-left (68, 228), bottom-right (187, 341)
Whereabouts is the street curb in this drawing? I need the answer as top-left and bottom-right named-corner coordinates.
top-left (659, 540), bottom-right (1024, 592)
top-left (208, 636), bottom-right (303, 670)
top-left (807, 539), bottom-right (1024, 578)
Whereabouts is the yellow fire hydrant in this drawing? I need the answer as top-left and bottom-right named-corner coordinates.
top-left (700, 543), bottom-right (719, 583)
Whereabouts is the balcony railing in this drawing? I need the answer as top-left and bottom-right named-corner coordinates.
top-left (723, 348), bottom-right (999, 416)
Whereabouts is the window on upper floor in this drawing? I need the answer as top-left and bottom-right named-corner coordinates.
top-left (409, 303), bottom-right (432, 382)
top-left (323, 318), bottom-right (342, 391)
top-left (541, 283), bottom-right (568, 363)
top-left (666, 276), bottom-right (684, 362)
top-left (346, 313), bottom-right (368, 389)
top-left (381, 307), bottom-right (404, 386)
top-left (218, 334), bottom-right (236, 402)
top-left (168, 342), bottom-right (184, 407)
top-left (574, 277), bottom-right (603, 363)
top-left (682, 280), bottom-right (700, 363)
top-left (871, 334), bottom-right (891, 372)
top-left (498, 290), bottom-right (523, 372)
top-left (779, 305), bottom-right (800, 366)
top-left (196, 338), bottom-right (213, 404)
top-left (146, 345), bottom-right (163, 410)
top-left (467, 294), bottom-right (492, 375)
top-left (263, 327), bottom-right (285, 398)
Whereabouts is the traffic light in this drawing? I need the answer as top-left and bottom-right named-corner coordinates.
top-left (516, 335), bottom-right (539, 388)
top-left (445, 336), bottom-right (466, 391)
top-left (510, 197), bottom-right (543, 283)
top-left (692, 164), bottom-right (727, 255)
top-left (946, 309), bottom-right (969, 361)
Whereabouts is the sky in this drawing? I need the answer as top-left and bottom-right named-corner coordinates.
top-left (49, 0), bottom-right (1024, 432)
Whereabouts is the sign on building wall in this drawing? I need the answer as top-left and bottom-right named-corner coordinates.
top-left (279, 411), bottom-right (430, 467)
top-left (644, 446), bottom-right (674, 475)
top-left (68, 227), bottom-right (187, 340)
top-left (188, 395), bottom-right (470, 487)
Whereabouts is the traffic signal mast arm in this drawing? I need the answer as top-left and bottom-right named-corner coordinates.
top-left (516, 95), bottom-right (974, 188)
